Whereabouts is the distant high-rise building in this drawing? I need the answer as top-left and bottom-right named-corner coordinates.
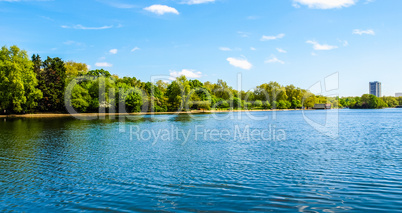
top-left (396, 93), bottom-right (402, 97)
top-left (369, 81), bottom-right (382, 97)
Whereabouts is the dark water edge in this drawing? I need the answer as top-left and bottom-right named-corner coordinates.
top-left (0, 109), bottom-right (401, 212)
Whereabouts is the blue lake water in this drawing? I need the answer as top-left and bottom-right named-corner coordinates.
top-left (0, 109), bottom-right (401, 212)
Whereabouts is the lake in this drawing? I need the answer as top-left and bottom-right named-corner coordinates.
top-left (1, 109), bottom-right (401, 212)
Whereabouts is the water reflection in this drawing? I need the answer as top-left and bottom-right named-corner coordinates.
top-left (172, 114), bottom-right (194, 122)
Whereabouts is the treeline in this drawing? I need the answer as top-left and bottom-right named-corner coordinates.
top-left (339, 95), bottom-right (402, 109)
top-left (0, 45), bottom-right (400, 114)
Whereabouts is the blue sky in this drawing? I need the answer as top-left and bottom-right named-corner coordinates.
top-left (1, 0), bottom-right (401, 96)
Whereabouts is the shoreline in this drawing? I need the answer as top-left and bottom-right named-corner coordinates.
top-left (2, 108), bottom-right (399, 118)
top-left (0, 109), bottom-right (306, 118)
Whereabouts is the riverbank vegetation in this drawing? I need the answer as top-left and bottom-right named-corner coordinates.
top-left (1, 46), bottom-right (401, 114)
top-left (339, 95), bottom-right (401, 109)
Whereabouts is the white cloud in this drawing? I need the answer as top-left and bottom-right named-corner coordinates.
top-left (170, 69), bottom-right (202, 80)
top-left (219, 47), bottom-right (232, 51)
top-left (183, 0), bottom-right (215, 5)
top-left (276, 48), bottom-right (287, 53)
top-left (144, 5), bottom-right (179, 15)
top-left (311, 52), bottom-right (318, 56)
top-left (353, 29), bottom-right (375, 35)
top-left (306, 40), bottom-right (338, 50)
top-left (261, 33), bottom-right (285, 41)
top-left (61, 24), bottom-right (114, 30)
top-left (250, 47), bottom-right (256, 51)
top-left (95, 62), bottom-right (113, 67)
top-left (109, 49), bottom-right (118, 54)
top-left (87, 65), bottom-right (92, 70)
top-left (265, 56), bottom-right (285, 64)
top-left (293, 0), bottom-right (357, 9)
top-left (227, 57), bottom-right (252, 70)
top-left (131, 47), bottom-right (140, 52)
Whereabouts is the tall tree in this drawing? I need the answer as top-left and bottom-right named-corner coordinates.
top-left (37, 57), bottom-right (67, 112)
top-left (0, 46), bottom-right (42, 113)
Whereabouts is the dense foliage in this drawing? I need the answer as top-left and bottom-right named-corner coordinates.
top-left (0, 46), bottom-right (42, 113)
top-left (0, 46), bottom-right (400, 114)
top-left (339, 95), bottom-right (401, 109)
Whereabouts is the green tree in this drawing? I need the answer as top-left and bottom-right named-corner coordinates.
top-left (156, 80), bottom-right (168, 94)
top-left (254, 100), bottom-right (263, 108)
top-left (285, 85), bottom-right (304, 106)
top-left (197, 101), bottom-right (211, 111)
top-left (358, 94), bottom-right (386, 109)
top-left (69, 84), bottom-right (91, 112)
top-left (351, 97), bottom-right (360, 109)
top-left (87, 69), bottom-right (111, 77)
top-left (398, 97), bottom-right (402, 105)
top-left (165, 76), bottom-right (191, 111)
top-left (87, 76), bottom-right (116, 112)
top-left (215, 99), bottom-right (229, 109)
top-left (0, 46), bottom-right (42, 113)
top-left (291, 97), bottom-right (302, 109)
top-left (276, 100), bottom-right (291, 109)
top-left (125, 88), bottom-right (143, 113)
top-left (368, 95), bottom-right (379, 109)
top-left (377, 98), bottom-right (387, 109)
top-left (382, 96), bottom-right (398, 108)
top-left (302, 92), bottom-right (316, 109)
top-left (212, 79), bottom-right (233, 100)
top-left (243, 101), bottom-right (252, 109)
top-left (232, 97), bottom-right (242, 109)
top-left (37, 57), bottom-right (67, 112)
top-left (262, 101), bottom-right (271, 109)
top-left (188, 79), bottom-right (211, 110)
top-left (65, 61), bottom-right (89, 77)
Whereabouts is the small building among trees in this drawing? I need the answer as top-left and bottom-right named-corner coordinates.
top-left (313, 104), bottom-right (331, 110)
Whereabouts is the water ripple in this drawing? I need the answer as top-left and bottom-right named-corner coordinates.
top-left (1, 110), bottom-right (402, 212)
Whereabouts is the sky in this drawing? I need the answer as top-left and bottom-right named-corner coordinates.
top-left (1, 0), bottom-right (401, 97)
